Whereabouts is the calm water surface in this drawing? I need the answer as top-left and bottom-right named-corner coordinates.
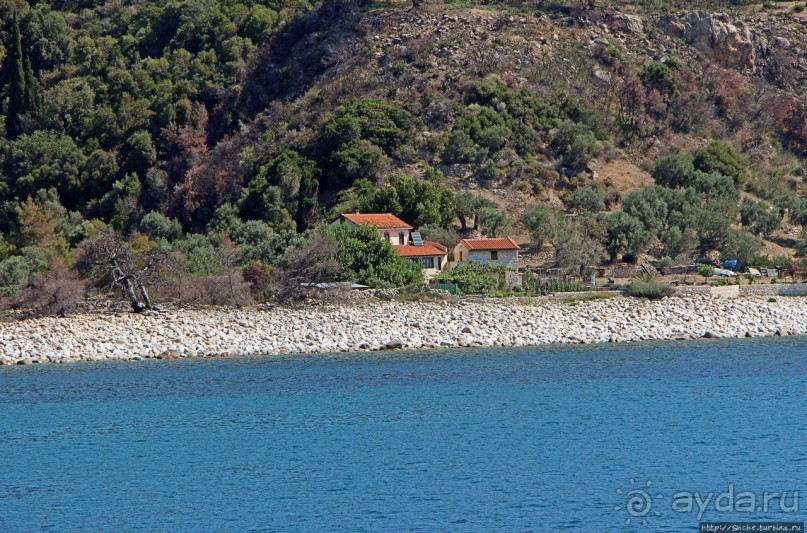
top-left (1, 337), bottom-right (806, 531)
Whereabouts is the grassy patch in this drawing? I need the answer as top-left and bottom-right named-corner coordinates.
top-left (626, 280), bottom-right (674, 300)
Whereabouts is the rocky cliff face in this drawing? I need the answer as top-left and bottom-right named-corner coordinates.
top-left (662, 11), bottom-right (756, 70)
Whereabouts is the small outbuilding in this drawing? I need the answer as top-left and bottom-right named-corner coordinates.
top-left (453, 238), bottom-right (520, 270)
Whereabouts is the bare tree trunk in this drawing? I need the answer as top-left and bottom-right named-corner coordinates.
top-left (136, 279), bottom-right (153, 310)
top-left (123, 277), bottom-right (145, 312)
top-left (113, 263), bottom-right (145, 312)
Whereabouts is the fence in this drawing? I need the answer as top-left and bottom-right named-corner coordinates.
top-left (433, 282), bottom-right (462, 295)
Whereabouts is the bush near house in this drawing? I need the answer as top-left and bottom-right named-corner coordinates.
top-left (626, 280), bottom-right (674, 300)
top-left (433, 264), bottom-right (508, 295)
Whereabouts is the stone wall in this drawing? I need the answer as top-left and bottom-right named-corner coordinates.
top-left (740, 284), bottom-right (807, 297)
top-left (674, 284), bottom-right (807, 298)
top-left (674, 285), bottom-right (739, 298)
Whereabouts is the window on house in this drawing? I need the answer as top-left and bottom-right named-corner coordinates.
top-left (490, 251), bottom-right (499, 261)
top-left (384, 232), bottom-right (390, 241)
top-left (422, 257), bottom-right (435, 269)
top-left (399, 233), bottom-right (405, 245)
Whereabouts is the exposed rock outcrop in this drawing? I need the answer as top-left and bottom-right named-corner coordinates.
top-left (612, 13), bottom-right (644, 36)
top-left (663, 12), bottom-right (755, 70)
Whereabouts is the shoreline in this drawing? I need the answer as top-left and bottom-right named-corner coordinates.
top-left (1, 295), bottom-right (806, 366)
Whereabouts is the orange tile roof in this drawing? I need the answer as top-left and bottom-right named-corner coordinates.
top-left (393, 241), bottom-right (448, 257)
top-left (341, 213), bottom-right (412, 229)
top-left (459, 237), bottom-right (520, 251)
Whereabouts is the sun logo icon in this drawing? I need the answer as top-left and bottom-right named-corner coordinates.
top-left (614, 479), bottom-right (663, 527)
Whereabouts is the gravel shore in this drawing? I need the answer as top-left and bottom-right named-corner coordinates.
top-left (1, 296), bottom-right (806, 365)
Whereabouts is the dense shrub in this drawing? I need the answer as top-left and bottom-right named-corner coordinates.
top-left (139, 212), bottom-right (183, 242)
top-left (605, 211), bottom-right (648, 261)
top-left (652, 152), bottom-right (694, 189)
top-left (740, 198), bottom-right (781, 236)
top-left (626, 280), bottom-right (673, 299)
top-left (1, 260), bottom-right (84, 316)
top-left (328, 223), bottom-right (422, 288)
top-left (433, 264), bottom-right (503, 294)
top-left (242, 261), bottom-right (274, 302)
top-left (566, 186), bottom-right (605, 213)
top-left (354, 168), bottom-right (455, 228)
top-left (693, 141), bottom-right (749, 186)
top-left (697, 263), bottom-right (715, 277)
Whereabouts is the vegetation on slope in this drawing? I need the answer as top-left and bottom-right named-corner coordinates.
top-left (0, 0), bottom-right (806, 309)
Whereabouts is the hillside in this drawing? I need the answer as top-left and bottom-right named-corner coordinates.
top-left (0, 0), bottom-right (806, 304)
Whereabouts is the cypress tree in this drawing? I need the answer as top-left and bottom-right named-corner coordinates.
top-left (5, 11), bottom-right (27, 139)
top-left (23, 52), bottom-right (38, 114)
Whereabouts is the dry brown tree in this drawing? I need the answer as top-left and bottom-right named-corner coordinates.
top-left (75, 234), bottom-right (167, 312)
top-left (273, 233), bottom-right (341, 303)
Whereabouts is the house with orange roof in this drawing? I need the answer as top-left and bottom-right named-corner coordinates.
top-left (393, 240), bottom-right (448, 279)
top-left (336, 213), bottom-right (413, 246)
top-left (334, 213), bottom-right (449, 279)
top-left (453, 237), bottom-right (520, 270)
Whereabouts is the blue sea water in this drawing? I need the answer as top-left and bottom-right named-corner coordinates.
top-left (1, 337), bottom-right (806, 532)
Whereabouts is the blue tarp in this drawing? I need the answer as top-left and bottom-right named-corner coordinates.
top-left (722, 260), bottom-right (738, 271)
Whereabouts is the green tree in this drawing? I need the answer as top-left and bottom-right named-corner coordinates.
top-left (122, 130), bottom-right (156, 176)
top-left (441, 130), bottom-right (485, 164)
top-left (622, 185), bottom-right (676, 239)
top-left (796, 228), bottom-right (807, 258)
top-left (661, 225), bottom-right (697, 259)
top-left (240, 149), bottom-right (319, 232)
top-left (327, 223), bottom-right (422, 288)
top-left (355, 169), bottom-right (455, 229)
top-left (139, 211), bottom-right (183, 242)
top-left (652, 152), bottom-right (694, 189)
top-left (174, 233), bottom-right (220, 275)
top-left (454, 191), bottom-right (493, 231)
top-left (693, 141), bottom-right (748, 186)
top-left (319, 98), bottom-right (412, 189)
top-left (720, 229), bottom-right (763, 262)
top-left (232, 220), bottom-right (306, 266)
top-left (7, 131), bottom-right (87, 209)
top-left (740, 198), bottom-right (781, 237)
top-left (417, 224), bottom-right (458, 248)
top-left (4, 11), bottom-right (29, 139)
top-left (552, 216), bottom-right (607, 274)
top-left (522, 205), bottom-right (564, 248)
top-left (476, 207), bottom-right (512, 238)
top-left (562, 132), bottom-right (602, 172)
top-left (605, 211), bottom-right (648, 261)
top-left (565, 185), bottom-right (605, 213)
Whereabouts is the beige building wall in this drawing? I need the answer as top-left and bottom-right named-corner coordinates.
top-left (337, 219), bottom-right (410, 245)
top-left (454, 245), bottom-right (518, 269)
top-left (407, 254), bottom-right (448, 280)
top-left (379, 228), bottom-right (411, 246)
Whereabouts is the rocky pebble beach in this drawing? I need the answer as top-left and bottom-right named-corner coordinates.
top-left (1, 296), bottom-right (806, 365)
